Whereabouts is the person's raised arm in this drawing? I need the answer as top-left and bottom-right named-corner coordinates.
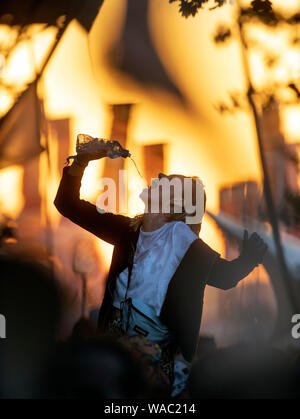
top-left (207, 230), bottom-right (268, 290)
top-left (54, 149), bottom-right (132, 246)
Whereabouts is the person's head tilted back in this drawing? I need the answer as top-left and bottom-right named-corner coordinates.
top-left (139, 172), bottom-right (206, 235)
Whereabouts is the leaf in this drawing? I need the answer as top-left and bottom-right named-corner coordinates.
top-left (215, 0), bottom-right (227, 7)
top-left (251, 0), bottom-right (273, 13)
top-left (214, 25), bottom-right (232, 44)
top-left (169, 0), bottom-right (214, 18)
top-left (179, 1), bottom-right (199, 18)
top-left (288, 83), bottom-right (300, 99)
top-left (210, 0), bottom-right (228, 10)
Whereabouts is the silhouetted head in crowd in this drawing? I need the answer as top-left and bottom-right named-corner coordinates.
top-left (51, 338), bottom-right (150, 399)
top-left (0, 255), bottom-right (61, 344)
top-left (189, 343), bottom-right (296, 399)
top-left (0, 255), bottom-right (62, 398)
top-left (69, 317), bottom-right (99, 344)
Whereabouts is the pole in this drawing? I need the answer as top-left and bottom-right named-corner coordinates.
top-left (235, 3), bottom-right (299, 315)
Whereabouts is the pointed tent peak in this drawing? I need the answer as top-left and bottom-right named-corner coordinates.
top-left (107, 0), bottom-right (184, 101)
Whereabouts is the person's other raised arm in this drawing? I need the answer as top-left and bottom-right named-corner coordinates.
top-left (207, 230), bottom-right (268, 290)
top-left (54, 153), bottom-right (132, 246)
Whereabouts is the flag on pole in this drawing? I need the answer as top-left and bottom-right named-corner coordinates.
top-left (0, 81), bottom-right (44, 169)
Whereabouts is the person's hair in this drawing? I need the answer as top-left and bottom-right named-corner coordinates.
top-left (130, 176), bottom-right (206, 235)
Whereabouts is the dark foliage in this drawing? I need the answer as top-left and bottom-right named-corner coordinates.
top-left (251, 0), bottom-right (272, 14)
top-left (214, 25), bottom-right (232, 44)
top-left (169, 0), bottom-right (280, 19)
top-left (214, 92), bottom-right (248, 114)
top-left (169, 0), bottom-right (227, 18)
top-left (170, 0), bottom-right (300, 27)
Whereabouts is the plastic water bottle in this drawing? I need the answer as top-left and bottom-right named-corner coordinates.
top-left (66, 134), bottom-right (145, 180)
top-left (76, 134), bottom-right (131, 159)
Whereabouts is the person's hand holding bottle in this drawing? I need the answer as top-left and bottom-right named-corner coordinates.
top-left (71, 136), bottom-right (130, 167)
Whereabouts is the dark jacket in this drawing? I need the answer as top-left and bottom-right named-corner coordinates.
top-left (54, 165), bottom-right (257, 362)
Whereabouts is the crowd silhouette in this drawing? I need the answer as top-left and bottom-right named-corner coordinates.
top-left (1, 250), bottom-right (300, 399)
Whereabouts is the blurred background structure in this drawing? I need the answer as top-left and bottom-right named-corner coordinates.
top-left (0, 0), bottom-right (300, 347)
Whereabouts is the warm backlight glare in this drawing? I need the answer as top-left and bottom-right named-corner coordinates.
top-left (282, 105), bottom-right (300, 143)
top-left (3, 41), bottom-right (36, 87)
top-left (0, 24), bottom-right (57, 116)
top-left (272, 0), bottom-right (300, 16)
top-left (0, 166), bottom-right (24, 218)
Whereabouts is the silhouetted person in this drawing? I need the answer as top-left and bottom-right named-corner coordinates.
top-left (0, 255), bottom-right (61, 398)
top-left (69, 317), bottom-right (99, 344)
top-left (189, 343), bottom-right (294, 399)
top-left (50, 338), bottom-right (151, 399)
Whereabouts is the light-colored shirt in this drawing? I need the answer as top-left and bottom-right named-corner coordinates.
top-left (112, 221), bottom-right (198, 316)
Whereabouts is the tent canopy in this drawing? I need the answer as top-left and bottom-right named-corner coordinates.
top-left (0, 0), bottom-right (103, 31)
